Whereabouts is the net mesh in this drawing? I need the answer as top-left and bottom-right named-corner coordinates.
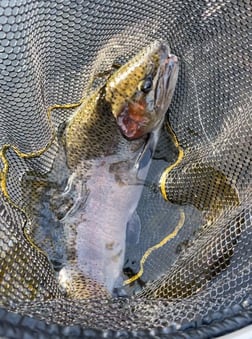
top-left (0, 0), bottom-right (251, 335)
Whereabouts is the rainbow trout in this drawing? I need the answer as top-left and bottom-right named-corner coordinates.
top-left (58, 40), bottom-right (178, 297)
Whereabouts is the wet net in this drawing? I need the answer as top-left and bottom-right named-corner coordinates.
top-left (0, 0), bottom-right (251, 337)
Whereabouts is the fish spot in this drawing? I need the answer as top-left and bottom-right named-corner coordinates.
top-left (111, 249), bottom-right (123, 262)
top-left (106, 241), bottom-right (115, 250)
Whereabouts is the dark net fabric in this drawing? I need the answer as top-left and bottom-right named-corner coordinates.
top-left (0, 0), bottom-right (251, 337)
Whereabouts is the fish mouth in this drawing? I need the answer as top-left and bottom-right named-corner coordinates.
top-left (154, 53), bottom-right (179, 114)
top-left (115, 44), bottom-right (179, 140)
top-left (116, 100), bottom-right (152, 140)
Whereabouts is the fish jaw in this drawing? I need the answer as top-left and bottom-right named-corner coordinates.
top-left (105, 41), bottom-right (179, 140)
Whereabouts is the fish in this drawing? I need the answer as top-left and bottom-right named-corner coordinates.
top-left (58, 40), bottom-right (179, 297)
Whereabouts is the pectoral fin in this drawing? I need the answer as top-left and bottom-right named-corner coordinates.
top-left (126, 210), bottom-right (142, 245)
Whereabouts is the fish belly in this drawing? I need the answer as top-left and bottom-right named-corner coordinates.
top-left (63, 157), bottom-right (142, 293)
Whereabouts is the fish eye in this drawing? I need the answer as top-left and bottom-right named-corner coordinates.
top-left (141, 76), bottom-right (153, 93)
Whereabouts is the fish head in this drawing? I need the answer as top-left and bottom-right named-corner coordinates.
top-left (105, 41), bottom-right (179, 139)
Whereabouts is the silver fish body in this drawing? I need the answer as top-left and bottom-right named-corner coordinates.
top-left (58, 40), bottom-right (179, 296)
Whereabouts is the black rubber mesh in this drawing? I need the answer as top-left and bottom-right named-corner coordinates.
top-left (0, 0), bottom-right (251, 337)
